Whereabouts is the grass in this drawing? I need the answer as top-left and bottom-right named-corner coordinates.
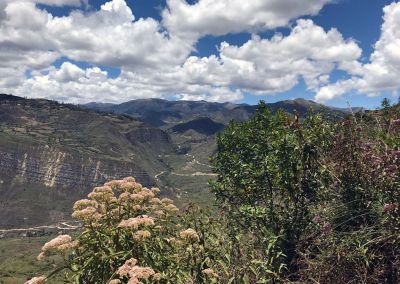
top-left (0, 236), bottom-right (66, 284)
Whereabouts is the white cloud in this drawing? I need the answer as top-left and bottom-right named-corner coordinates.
top-left (0, 0), bottom-right (192, 89)
top-left (50, 61), bottom-right (85, 83)
top-left (163, 0), bottom-right (332, 40)
top-left (1, 0), bottom-right (85, 8)
top-left (2, 0), bottom-right (398, 104)
top-left (47, 2), bottom-right (192, 71)
top-left (176, 87), bottom-right (243, 102)
top-left (315, 2), bottom-right (400, 102)
top-left (167, 20), bottom-right (361, 97)
top-left (36, 0), bottom-right (86, 6)
top-left (8, 19), bottom-right (362, 103)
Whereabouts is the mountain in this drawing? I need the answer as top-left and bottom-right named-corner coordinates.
top-left (0, 95), bottom-right (175, 228)
top-left (84, 98), bottom-right (360, 129)
top-left (84, 99), bottom-right (255, 127)
top-left (171, 117), bottom-right (225, 135)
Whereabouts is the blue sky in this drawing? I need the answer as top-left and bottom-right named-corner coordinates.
top-left (1, 0), bottom-right (400, 108)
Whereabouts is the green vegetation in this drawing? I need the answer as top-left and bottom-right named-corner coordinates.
top-left (12, 100), bottom-right (400, 283)
top-left (0, 236), bottom-right (66, 284)
top-left (209, 100), bottom-right (399, 282)
top-left (28, 178), bottom-right (223, 283)
top-left (0, 98), bottom-right (164, 163)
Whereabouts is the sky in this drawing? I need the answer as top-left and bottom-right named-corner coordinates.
top-left (0, 0), bottom-right (400, 109)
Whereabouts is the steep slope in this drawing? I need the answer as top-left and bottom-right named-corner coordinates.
top-left (0, 95), bottom-right (174, 228)
top-left (170, 117), bottom-right (225, 135)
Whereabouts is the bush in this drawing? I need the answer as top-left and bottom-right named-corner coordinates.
top-left (30, 177), bottom-right (222, 284)
top-left (210, 102), bottom-right (334, 281)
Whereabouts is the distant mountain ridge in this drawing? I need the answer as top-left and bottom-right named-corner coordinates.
top-left (84, 98), bottom-right (362, 129)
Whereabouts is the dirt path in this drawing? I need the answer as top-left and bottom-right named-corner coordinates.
top-left (154, 152), bottom-right (216, 182)
top-left (154, 170), bottom-right (166, 180)
top-left (170, 171), bottom-right (217, 177)
top-left (0, 222), bottom-right (80, 233)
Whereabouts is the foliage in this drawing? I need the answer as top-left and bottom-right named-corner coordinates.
top-left (210, 102), bottom-right (334, 281)
top-left (28, 100), bottom-right (399, 283)
top-left (30, 178), bottom-right (223, 283)
top-left (210, 101), bottom-right (399, 282)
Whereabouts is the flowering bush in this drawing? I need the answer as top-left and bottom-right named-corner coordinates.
top-left (296, 106), bottom-right (400, 283)
top-left (29, 177), bottom-right (221, 283)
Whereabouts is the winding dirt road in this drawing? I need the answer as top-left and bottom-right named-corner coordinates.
top-left (0, 222), bottom-right (80, 234)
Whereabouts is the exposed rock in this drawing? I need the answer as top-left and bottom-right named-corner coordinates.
top-left (0, 145), bottom-right (153, 188)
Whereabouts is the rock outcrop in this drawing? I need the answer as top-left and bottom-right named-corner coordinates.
top-left (0, 144), bottom-right (154, 189)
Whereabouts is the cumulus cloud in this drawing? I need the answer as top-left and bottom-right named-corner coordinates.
top-left (162, 20), bottom-right (361, 99)
top-left (10, 61), bottom-right (234, 103)
top-left (0, 0), bottom-right (192, 90)
top-left (8, 19), bottom-right (362, 103)
top-left (315, 2), bottom-right (400, 102)
top-left (163, 0), bottom-right (332, 40)
top-left (1, 0), bottom-right (398, 104)
top-left (0, 1), bottom-right (59, 88)
top-left (47, 0), bottom-right (192, 71)
top-left (218, 20), bottom-right (361, 93)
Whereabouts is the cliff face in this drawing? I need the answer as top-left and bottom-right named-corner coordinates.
top-left (0, 145), bottom-right (154, 189)
top-left (0, 144), bottom-right (156, 229)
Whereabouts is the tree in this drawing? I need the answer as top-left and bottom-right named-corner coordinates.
top-left (210, 102), bottom-right (334, 280)
top-left (381, 97), bottom-right (391, 109)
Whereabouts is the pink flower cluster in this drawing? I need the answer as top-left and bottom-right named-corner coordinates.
top-left (72, 206), bottom-right (101, 222)
top-left (179, 228), bottom-right (200, 242)
top-left (133, 230), bottom-right (151, 241)
top-left (38, 235), bottom-right (77, 260)
top-left (116, 258), bottom-right (158, 284)
top-left (118, 215), bottom-right (155, 230)
top-left (202, 268), bottom-right (218, 278)
top-left (73, 199), bottom-right (98, 210)
top-left (24, 276), bottom-right (46, 284)
top-left (88, 186), bottom-right (115, 202)
top-left (383, 203), bottom-right (398, 213)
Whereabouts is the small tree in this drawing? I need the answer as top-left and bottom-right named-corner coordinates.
top-left (210, 102), bottom-right (334, 280)
top-left (381, 98), bottom-right (392, 109)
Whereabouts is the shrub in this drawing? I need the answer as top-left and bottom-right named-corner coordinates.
top-left (210, 102), bottom-right (335, 280)
top-left (30, 177), bottom-right (222, 284)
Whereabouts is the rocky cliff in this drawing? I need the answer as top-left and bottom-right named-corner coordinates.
top-left (0, 144), bottom-right (154, 189)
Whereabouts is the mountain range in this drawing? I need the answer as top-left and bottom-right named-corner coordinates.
top-left (84, 97), bottom-right (361, 129)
